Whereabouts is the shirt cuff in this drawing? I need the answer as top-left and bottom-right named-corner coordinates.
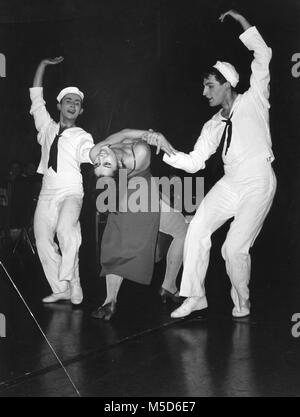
top-left (239, 25), bottom-right (258, 44)
top-left (30, 86), bottom-right (43, 100)
top-left (163, 152), bottom-right (182, 165)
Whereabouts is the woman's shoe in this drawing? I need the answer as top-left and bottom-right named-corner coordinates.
top-left (91, 302), bottom-right (117, 321)
top-left (158, 288), bottom-right (182, 304)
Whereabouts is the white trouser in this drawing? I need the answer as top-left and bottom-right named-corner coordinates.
top-left (34, 188), bottom-right (83, 294)
top-left (159, 199), bottom-right (188, 293)
top-left (180, 160), bottom-right (277, 311)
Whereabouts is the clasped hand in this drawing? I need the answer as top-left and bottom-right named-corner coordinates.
top-left (142, 130), bottom-right (177, 157)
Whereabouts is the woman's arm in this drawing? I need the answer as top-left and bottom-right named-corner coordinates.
top-left (89, 128), bottom-right (147, 163)
top-left (102, 128), bottom-right (148, 146)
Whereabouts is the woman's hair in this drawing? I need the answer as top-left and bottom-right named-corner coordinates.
top-left (97, 169), bottom-right (119, 179)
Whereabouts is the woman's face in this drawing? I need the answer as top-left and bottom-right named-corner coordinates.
top-left (93, 146), bottom-right (118, 177)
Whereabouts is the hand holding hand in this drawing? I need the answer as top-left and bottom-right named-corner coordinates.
top-left (142, 130), bottom-right (177, 157)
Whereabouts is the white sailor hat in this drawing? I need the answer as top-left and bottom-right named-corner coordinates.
top-left (213, 61), bottom-right (239, 88)
top-left (57, 87), bottom-right (84, 103)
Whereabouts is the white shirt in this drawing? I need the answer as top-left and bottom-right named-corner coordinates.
top-left (30, 87), bottom-right (94, 188)
top-left (163, 26), bottom-right (274, 176)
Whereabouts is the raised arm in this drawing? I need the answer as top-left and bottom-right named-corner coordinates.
top-left (220, 10), bottom-right (272, 107)
top-left (219, 10), bottom-right (252, 31)
top-left (33, 56), bottom-right (64, 87)
top-left (30, 57), bottom-right (64, 134)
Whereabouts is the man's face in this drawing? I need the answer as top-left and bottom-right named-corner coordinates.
top-left (202, 75), bottom-right (228, 107)
top-left (59, 93), bottom-right (83, 120)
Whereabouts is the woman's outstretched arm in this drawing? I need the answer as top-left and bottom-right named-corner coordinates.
top-left (89, 129), bottom-right (147, 163)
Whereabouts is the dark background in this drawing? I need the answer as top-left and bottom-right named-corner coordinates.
top-left (0, 0), bottom-right (299, 299)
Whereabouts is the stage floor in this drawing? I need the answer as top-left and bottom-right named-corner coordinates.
top-left (0, 222), bottom-right (300, 397)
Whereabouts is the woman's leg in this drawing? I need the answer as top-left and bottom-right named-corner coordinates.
top-left (159, 200), bottom-right (188, 295)
top-left (91, 274), bottom-right (123, 320)
top-left (103, 274), bottom-right (124, 305)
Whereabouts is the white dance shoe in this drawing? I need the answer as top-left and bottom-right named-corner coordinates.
top-left (232, 300), bottom-right (251, 318)
top-left (42, 289), bottom-right (71, 303)
top-left (70, 282), bottom-right (83, 305)
top-left (171, 296), bottom-right (208, 319)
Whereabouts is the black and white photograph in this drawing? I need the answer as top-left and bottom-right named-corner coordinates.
top-left (0, 0), bottom-right (299, 399)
